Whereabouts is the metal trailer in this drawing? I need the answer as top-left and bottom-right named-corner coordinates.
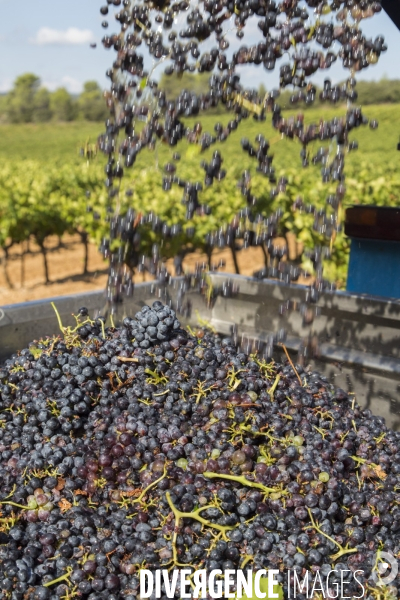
top-left (1, 272), bottom-right (400, 428)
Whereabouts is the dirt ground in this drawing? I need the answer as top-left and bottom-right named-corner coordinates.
top-left (0, 234), bottom-right (276, 305)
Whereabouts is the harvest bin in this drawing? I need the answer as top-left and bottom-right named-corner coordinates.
top-left (345, 206), bottom-right (400, 297)
top-left (2, 272), bottom-right (400, 429)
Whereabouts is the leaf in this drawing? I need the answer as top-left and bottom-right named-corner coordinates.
top-left (58, 498), bottom-right (72, 513)
top-left (374, 465), bottom-right (387, 480)
top-left (140, 77), bottom-right (147, 90)
top-left (121, 488), bottom-right (141, 498)
top-left (56, 478), bottom-right (66, 491)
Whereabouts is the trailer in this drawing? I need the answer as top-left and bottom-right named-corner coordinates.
top-left (2, 272), bottom-right (400, 428)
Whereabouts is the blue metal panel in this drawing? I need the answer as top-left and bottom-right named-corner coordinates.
top-left (347, 238), bottom-right (400, 298)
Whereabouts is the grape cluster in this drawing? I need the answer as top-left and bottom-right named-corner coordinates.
top-left (125, 301), bottom-right (182, 349)
top-left (241, 136), bottom-right (275, 183)
top-left (0, 302), bottom-right (399, 600)
top-left (90, 0), bottom-right (386, 358)
top-left (201, 150), bottom-right (226, 187)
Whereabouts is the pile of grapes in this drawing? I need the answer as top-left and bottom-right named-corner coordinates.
top-left (0, 302), bottom-right (399, 599)
top-left (95, 0), bottom-right (386, 337)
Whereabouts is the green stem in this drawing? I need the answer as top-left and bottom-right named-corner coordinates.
top-left (268, 374), bottom-right (281, 399)
top-left (166, 492), bottom-right (234, 536)
top-left (240, 554), bottom-right (254, 569)
top-left (351, 455), bottom-right (379, 469)
top-left (51, 302), bottom-right (65, 335)
top-left (133, 464), bottom-right (169, 505)
top-left (153, 389), bottom-right (169, 397)
top-left (203, 472), bottom-right (285, 496)
top-left (71, 317), bottom-right (95, 333)
top-left (3, 484), bottom-right (16, 500)
top-left (43, 567), bottom-right (73, 587)
top-left (305, 508), bottom-right (357, 561)
top-left (0, 501), bottom-right (30, 510)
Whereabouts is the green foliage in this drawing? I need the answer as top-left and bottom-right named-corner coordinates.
top-left (6, 73), bottom-right (41, 123)
top-left (159, 71), bottom-right (213, 99)
top-left (278, 78), bottom-right (400, 110)
top-left (158, 74), bottom-right (400, 112)
top-left (0, 104), bottom-right (399, 288)
top-left (78, 81), bottom-right (109, 121)
top-left (2, 73), bottom-right (400, 126)
top-left (50, 88), bottom-right (76, 122)
top-left (258, 84), bottom-right (267, 98)
top-left (0, 94), bottom-right (8, 121)
top-left (0, 74), bottom-right (108, 123)
top-left (355, 77), bottom-right (400, 105)
top-left (0, 122), bottom-right (100, 162)
top-left (32, 88), bottom-right (52, 123)
top-left (82, 81), bottom-right (100, 94)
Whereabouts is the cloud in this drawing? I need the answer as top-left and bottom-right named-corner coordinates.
top-left (60, 76), bottom-right (83, 94)
top-left (0, 77), bottom-right (12, 93)
top-left (30, 27), bottom-right (94, 46)
top-left (42, 76), bottom-right (83, 94)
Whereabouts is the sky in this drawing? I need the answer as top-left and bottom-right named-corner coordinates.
top-left (0, 0), bottom-right (400, 94)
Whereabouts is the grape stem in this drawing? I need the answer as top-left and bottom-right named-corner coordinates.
top-left (0, 501), bottom-right (30, 510)
top-left (125, 463), bottom-right (169, 514)
top-left (268, 374), bottom-right (281, 399)
top-left (203, 471), bottom-right (287, 497)
top-left (279, 344), bottom-right (302, 385)
top-left (133, 464), bottom-right (169, 505)
top-left (240, 554), bottom-right (254, 569)
top-left (43, 566), bottom-right (73, 588)
top-left (165, 491), bottom-right (234, 570)
top-left (51, 301), bottom-right (65, 334)
top-left (2, 485), bottom-right (16, 500)
top-left (305, 508), bottom-right (357, 562)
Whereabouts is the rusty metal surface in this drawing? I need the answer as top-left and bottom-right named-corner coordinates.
top-left (1, 274), bottom-right (400, 428)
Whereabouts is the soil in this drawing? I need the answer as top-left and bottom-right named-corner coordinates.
top-left (0, 234), bottom-right (275, 306)
top-left (0, 233), bottom-right (311, 306)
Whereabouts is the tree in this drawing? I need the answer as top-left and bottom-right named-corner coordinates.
top-left (50, 88), bottom-right (76, 121)
top-left (78, 81), bottom-right (108, 121)
top-left (159, 72), bottom-right (211, 99)
top-left (6, 73), bottom-right (41, 123)
top-left (0, 95), bottom-right (7, 123)
top-left (32, 87), bottom-right (52, 122)
top-left (258, 83), bottom-right (267, 98)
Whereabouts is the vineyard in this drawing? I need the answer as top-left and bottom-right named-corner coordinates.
top-left (1, 103), bottom-right (400, 303)
top-left (4, 0), bottom-right (400, 595)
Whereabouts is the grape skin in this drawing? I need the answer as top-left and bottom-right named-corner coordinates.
top-left (0, 302), bottom-right (399, 599)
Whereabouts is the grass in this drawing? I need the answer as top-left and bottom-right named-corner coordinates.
top-left (0, 104), bottom-right (399, 291)
top-left (182, 103), bottom-right (400, 178)
top-left (0, 104), bottom-right (399, 175)
top-left (0, 121), bottom-right (101, 163)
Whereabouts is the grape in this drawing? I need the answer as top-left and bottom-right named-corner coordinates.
top-left (0, 301), bottom-right (388, 599)
top-left (0, 0), bottom-right (392, 594)
top-left (293, 435), bottom-right (304, 446)
top-left (89, 0), bottom-right (385, 370)
top-left (0, 301), bottom-right (398, 598)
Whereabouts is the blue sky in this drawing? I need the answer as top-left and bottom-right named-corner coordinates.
top-left (1, 0), bottom-right (399, 94)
